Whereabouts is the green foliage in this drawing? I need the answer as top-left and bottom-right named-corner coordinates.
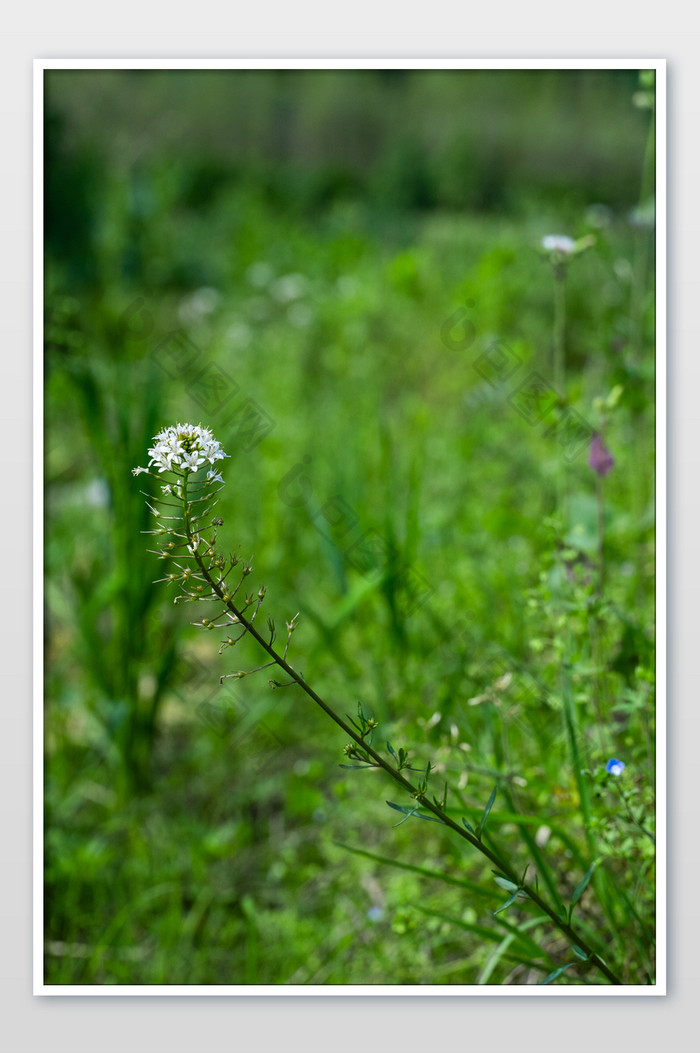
top-left (45, 69), bottom-right (656, 986)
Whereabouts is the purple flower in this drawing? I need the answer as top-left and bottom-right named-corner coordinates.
top-left (589, 433), bottom-right (615, 477)
top-left (605, 758), bottom-right (626, 776)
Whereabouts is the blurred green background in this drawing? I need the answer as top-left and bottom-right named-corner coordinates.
top-left (45, 68), bottom-right (656, 985)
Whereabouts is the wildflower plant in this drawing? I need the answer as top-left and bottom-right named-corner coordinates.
top-left (134, 423), bottom-right (630, 987)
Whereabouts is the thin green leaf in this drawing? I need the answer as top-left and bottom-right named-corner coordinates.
top-left (493, 891), bottom-right (520, 915)
top-left (386, 741), bottom-right (399, 763)
top-left (338, 763), bottom-right (374, 769)
top-left (492, 915), bottom-right (555, 963)
top-left (416, 907), bottom-right (549, 972)
top-left (385, 800), bottom-right (442, 823)
top-left (415, 906), bottom-right (506, 943)
top-left (462, 817), bottom-right (475, 834)
top-left (540, 962), bottom-right (578, 986)
top-left (571, 859), bottom-right (600, 907)
top-left (572, 945), bottom-right (589, 961)
top-left (389, 804), bottom-right (419, 826)
top-left (478, 785), bottom-right (497, 839)
top-left (333, 841), bottom-right (499, 901)
top-left (477, 915), bottom-right (550, 984)
top-left (494, 875), bottom-right (519, 893)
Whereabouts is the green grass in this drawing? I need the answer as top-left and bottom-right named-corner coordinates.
top-left (44, 73), bottom-right (656, 986)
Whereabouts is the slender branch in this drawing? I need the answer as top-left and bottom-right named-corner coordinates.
top-left (175, 473), bottom-right (623, 986)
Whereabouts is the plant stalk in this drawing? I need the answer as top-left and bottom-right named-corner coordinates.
top-left (179, 476), bottom-right (623, 986)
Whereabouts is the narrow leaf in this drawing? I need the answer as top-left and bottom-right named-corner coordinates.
top-left (478, 785), bottom-right (498, 839)
top-left (417, 908), bottom-right (549, 973)
top-left (462, 817), bottom-right (475, 834)
top-left (539, 962), bottom-right (577, 986)
top-left (385, 801), bottom-right (417, 816)
top-left (386, 741), bottom-right (399, 763)
top-left (338, 763), bottom-right (374, 770)
top-left (494, 876), bottom-right (519, 893)
top-left (572, 945), bottom-right (589, 961)
top-left (334, 841), bottom-right (499, 900)
top-left (476, 913), bottom-right (554, 984)
top-left (384, 802), bottom-right (421, 826)
top-left (385, 801), bottom-right (442, 823)
top-left (493, 891), bottom-right (520, 916)
top-left (571, 859), bottom-right (600, 907)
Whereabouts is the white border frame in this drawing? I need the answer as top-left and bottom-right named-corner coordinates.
top-left (34, 57), bottom-right (666, 996)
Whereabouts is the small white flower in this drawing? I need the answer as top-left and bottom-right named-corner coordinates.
top-left (542, 234), bottom-right (576, 254)
top-left (182, 450), bottom-right (206, 471)
top-left (132, 466), bottom-right (149, 476)
top-left (207, 470), bottom-right (224, 484)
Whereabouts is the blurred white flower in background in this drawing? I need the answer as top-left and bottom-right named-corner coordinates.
top-left (178, 286), bottom-right (221, 325)
top-left (246, 261), bottom-right (275, 288)
top-left (541, 234), bottom-right (576, 254)
top-left (271, 273), bottom-right (308, 303)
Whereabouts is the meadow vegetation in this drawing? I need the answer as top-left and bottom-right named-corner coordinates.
top-left (44, 68), bottom-right (656, 985)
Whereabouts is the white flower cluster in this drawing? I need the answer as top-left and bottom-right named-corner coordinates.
top-left (541, 234), bottom-right (576, 254)
top-left (133, 423), bottom-right (229, 476)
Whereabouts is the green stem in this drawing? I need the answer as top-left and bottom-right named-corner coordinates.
top-left (177, 474), bottom-right (623, 986)
top-left (596, 474), bottom-right (605, 595)
top-left (552, 267), bottom-right (567, 523)
top-left (560, 661), bottom-right (593, 850)
top-left (553, 268), bottom-right (566, 400)
top-left (630, 98), bottom-right (655, 363)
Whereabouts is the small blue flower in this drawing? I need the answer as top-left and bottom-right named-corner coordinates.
top-left (605, 758), bottom-right (626, 776)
